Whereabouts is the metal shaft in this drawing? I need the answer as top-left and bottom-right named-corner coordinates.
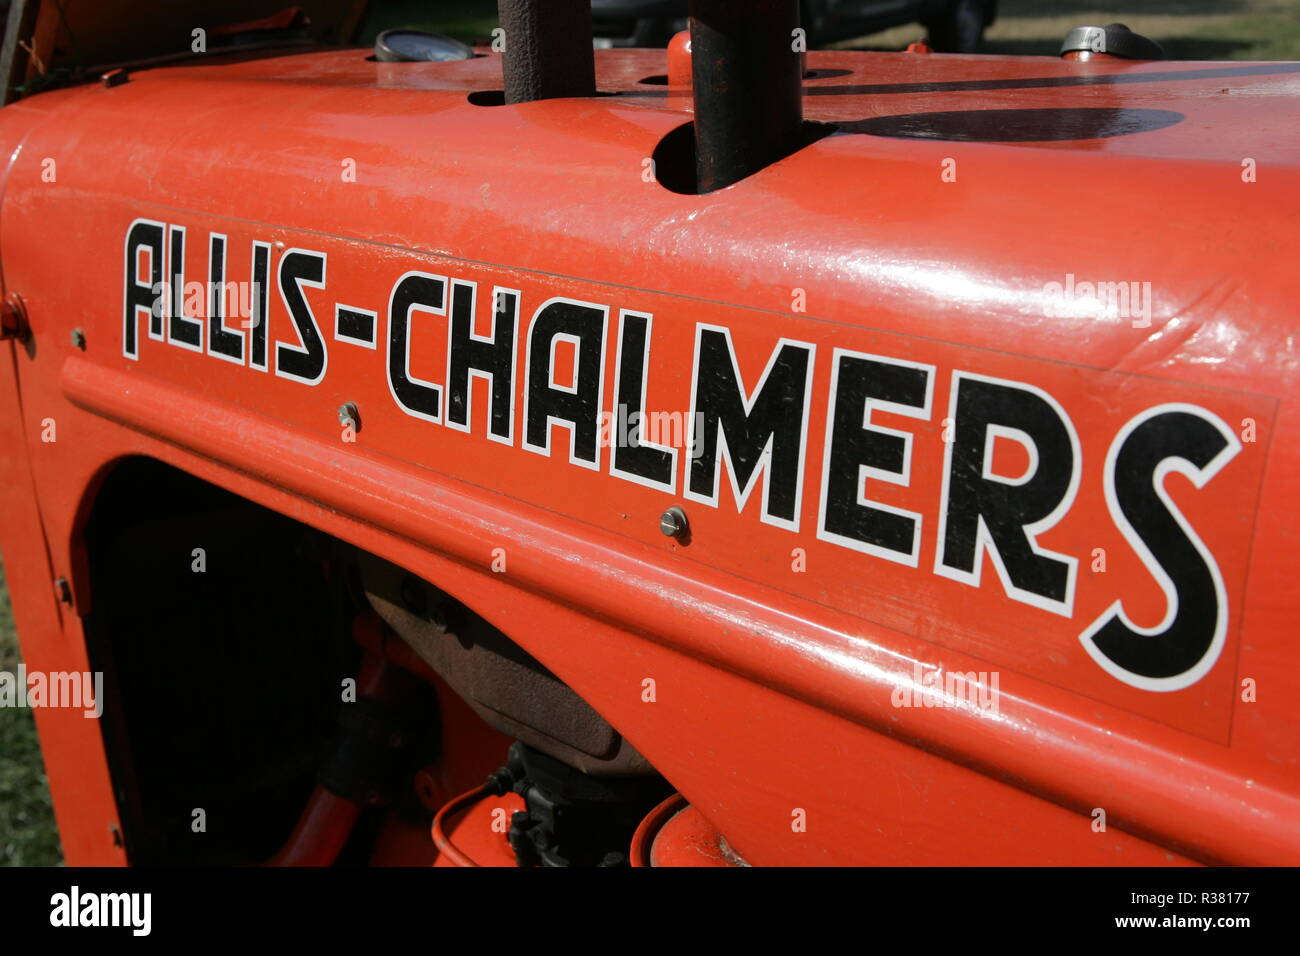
top-left (498, 0), bottom-right (597, 104)
top-left (690, 0), bottom-right (804, 192)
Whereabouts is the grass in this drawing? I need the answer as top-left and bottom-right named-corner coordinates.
top-left (0, 554), bottom-right (63, 866)
top-left (360, 0), bottom-right (1300, 60)
top-left (843, 0), bottom-right (1300, 60)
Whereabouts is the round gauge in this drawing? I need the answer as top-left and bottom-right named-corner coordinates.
top-left (374, 29), bottom-right (474, 63)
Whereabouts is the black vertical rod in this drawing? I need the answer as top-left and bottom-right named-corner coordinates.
top-left (690, 0), bottom-right (804, 193)
top-left (498, 0), bottom-right (597, 104)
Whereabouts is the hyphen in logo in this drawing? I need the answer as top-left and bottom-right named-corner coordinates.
top-left (0, 666), bottom-right (103, 718)
top-left (50, 886), bottom-right (151, 936)
top-left (891, 664), bottom-right (1001, 715)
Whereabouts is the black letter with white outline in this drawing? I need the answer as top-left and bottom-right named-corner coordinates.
top-left (123, 219), bottom-right (164, 359)
top-left (818, 350), bottom-right (933, 566)
top-left (167, 225), bottom-right (203, 352)
top-left (248, 241), bottom-right (271, 371)
top-left (207, 233), bottom-right (244, 364)
top-left (275, 248), bottom-right (327, 385)
top-left (686, 326), bottom-right (814, 530)
top-left (1079, 404), bottom-right (1241, 691)
top-left (523, 298), bottom-right (608, 468)
top-left (386, 271), bottom-right (446, 422)
top-left (611, 311), bottom-right (676, 492)
top-left (936, 372), bottom-right (1079, 615)
top-left (446, 281), bottom-right (517, 443)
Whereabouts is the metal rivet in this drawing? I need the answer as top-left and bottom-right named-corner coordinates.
top-left (338, 401), bottom-right (360, 430)
top-left (70, 328), bottom-right (86, 350)
top-left (659, 506), bottom-right (689, 541)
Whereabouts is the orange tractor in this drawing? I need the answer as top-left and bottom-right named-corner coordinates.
top-left (0, 0), bottom-right (1296, 867)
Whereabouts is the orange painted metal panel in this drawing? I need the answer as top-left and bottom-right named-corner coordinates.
top-left (0, 46), bottom-right (1296, 864)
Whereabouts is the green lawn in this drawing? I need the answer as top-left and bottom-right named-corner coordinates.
top-left (360, 0), bottom-right (1300, 61)
top-left (856, 0), bottom-right (1300, 60)
top-left (994, 0), bottom-right (1300, 61)
top-left (0, 555), bottom-right (63, 866)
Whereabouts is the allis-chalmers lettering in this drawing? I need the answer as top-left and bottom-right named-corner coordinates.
top-left (123, 219), bottom-right (1241, 692)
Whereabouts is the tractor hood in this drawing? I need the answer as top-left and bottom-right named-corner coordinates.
top-left (1, 43), bottom-right (1298, 864)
